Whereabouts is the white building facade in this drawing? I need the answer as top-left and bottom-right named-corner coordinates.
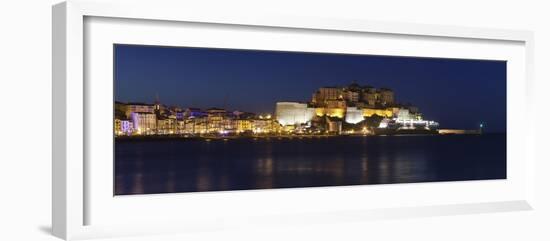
top-left (131, 112), bottom-right (157, 135)
top-left (345, 107), bottom-right (364, 124)
top-left (275, 102), bottom-right (315, 126)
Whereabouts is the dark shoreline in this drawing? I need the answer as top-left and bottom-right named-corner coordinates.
top-left (115, 132), bottom-right (504, 142)
top-left (115, 134), bottom-right (341, 142)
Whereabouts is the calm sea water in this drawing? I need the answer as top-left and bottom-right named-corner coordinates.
top-left (114, 134), bottom-right (506, 195)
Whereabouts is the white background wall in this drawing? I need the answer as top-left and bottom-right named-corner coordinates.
top-left (0, 0), bottom-right (548, 240)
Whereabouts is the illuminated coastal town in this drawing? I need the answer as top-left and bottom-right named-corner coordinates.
top-left (112, 45), bottom-right (504, 195)
top-left (114, 82), bottom-right (474, 138)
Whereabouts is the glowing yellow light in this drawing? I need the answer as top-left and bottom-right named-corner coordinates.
top-left (363, 108), bottom-right (392, 118)
top-left (326, 108), bottom-right (345, 118)
top-left (315, 108), bottom-right (326, 117)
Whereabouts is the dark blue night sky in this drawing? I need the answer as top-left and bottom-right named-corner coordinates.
top-left (114, 44), bottom-right (506, 133)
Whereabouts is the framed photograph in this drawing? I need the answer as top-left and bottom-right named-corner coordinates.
top-left (53, 0), bottom-right (535, 240)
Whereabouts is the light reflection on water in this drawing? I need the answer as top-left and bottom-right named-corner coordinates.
top-left (255, 157), bottom-right (274, 189)
top-left (115, 134), bottom-right (506, 195)
top-left (196, 167), bottom-right (211, 192)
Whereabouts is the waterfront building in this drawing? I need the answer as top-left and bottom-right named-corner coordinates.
top-left (181, 117), bottom-right (208, 134)
top-left (157, 116), bottom-right (177, 134)
top-left (310, 83), bottom-right (397, 122)
top-left (221, 118), bottom-right (237, 134)
top-left (252, 117), bottom-right (279, 134)
top-left (275, 102), bottom-right (315, 126)
top-left (379, 88), bottom-right (395, 105)
top-left (312, 87), bottom-right (343, 104)
top-left (176, 120), bottom-right (186, 134)
top-left (118, 119), bottom-right (133, 135)
top-left (389, 107), bottom-right (402, 116)
top-left (343, 89), bottom-right (360, 103)
top-left (378, 108), bottom-right (438, 130)
top-left (114, 119), bottom-right (122, 136)
top-left (131, 112), bottom-right (157, 135)
top-left (236, 119), bottom-right (253, 133)
top-left (193, 117), bottom-right (208, 134)
top-left (394, 108), bottom-right (424, 122)
top-left (206, 108), bottom-right (226, 133)
top-left (125, 103), bottom-right (155, 119)
top-left (314, 99), bottom-right (347, 119)
top-left (396, 108), bottom-right (412, 121)
top-left (325, 99), bottom-right (346, 109)
top-left (252, 119), bottom-right (268, 133)
top-left (362, 88), bottom-right (379, 107)
top-left (326, 117), bottom-right (342, 134)
top-left (324, 99), bottom-right (347, 118)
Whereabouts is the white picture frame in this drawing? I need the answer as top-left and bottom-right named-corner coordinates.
top-left (52, 0), bottom-right (535, 240)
